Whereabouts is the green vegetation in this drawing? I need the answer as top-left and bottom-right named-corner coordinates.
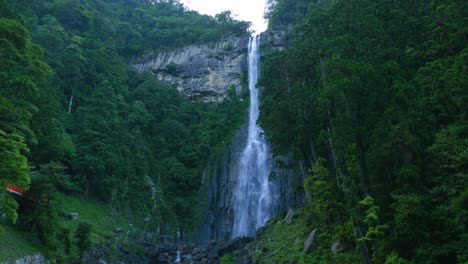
top-left (1, 194), bottom-right (132, 262)
top-left (244, 211), bottom-right (362, 264)
top-left (259, 0), bottom-right (467, 263)
top-left (0, 0), bottom-right (249, 261)
top-left (220, 254), bottom-right (237, 264)
top-left (58, 195), bottom-right (130, 242)
top-left (0, 16), bottom-right (49, 232)
top-left (0, 223), bottom-right (41, 261)
top-left (1, 0), bottom-right (465, 263)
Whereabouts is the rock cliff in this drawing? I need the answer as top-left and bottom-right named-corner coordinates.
top-left (133, 37), bottom-right (249, 102)
top-left (260, 26), bottom-right (293, 51)
top-left (196, 28), bottom-right (302, 245)
top-left (197, 125), bottom-right (302, 245)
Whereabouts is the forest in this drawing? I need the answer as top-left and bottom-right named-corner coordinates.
top-left (255, 0), bottom-right (467, 263)
top-left (0, 0), bottom-right (466, 263)
top-left (0, 0), bottom-right (249, 261)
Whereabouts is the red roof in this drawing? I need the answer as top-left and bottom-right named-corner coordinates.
top-left (6, 185), bottom-right (24, 195)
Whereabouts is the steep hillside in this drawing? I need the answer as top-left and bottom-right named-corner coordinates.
top-left (1, 0), bottom-right (466, 263)
top-left (248, 0), bottom-right (467, 263)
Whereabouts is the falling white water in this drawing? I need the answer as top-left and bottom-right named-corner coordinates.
top-left (231, 35), bottom-right (275, 238)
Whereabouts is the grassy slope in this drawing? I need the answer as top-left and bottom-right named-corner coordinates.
top-left (0, 195), bottom-right (130, 262)
top-left (0, 223), bottom-right (41, 261)
top-left (58, 195), bottom-right (131, 242)
top-left (222, 210), bottom-right (363, 264)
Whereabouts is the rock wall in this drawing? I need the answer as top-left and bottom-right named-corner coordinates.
top-left (133, 37), bottom-right (249, 102)
top-left (198, 124), bottom-right (302, 245)
top-left (197, 28), bottom-right (302, 245)
top-left (260, 26), bottom-right (293, 51)
top-left (198, 125), bottom-right (248, 244)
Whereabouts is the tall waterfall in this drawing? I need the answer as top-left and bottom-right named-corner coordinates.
top-left (231, 35), bottom-right (276, 238)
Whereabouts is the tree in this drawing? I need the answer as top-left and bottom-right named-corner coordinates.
top-left (0, 132), bottom-right (29, 232)
top-left (74, 80), bottom-right (127, 201)
top-left (0, 18), bottom-right (49, 231)
top-left (74, 221), bottom-right (92, 262)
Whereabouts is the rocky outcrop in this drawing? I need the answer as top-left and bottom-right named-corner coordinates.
top-left (85, 227), bottom-right (254, 264)
top-left (284, 209), bottom-right (295, 224)
top-left (260, 27), bottom-right (292, 51)
top-left (331, 239), bottom-right (347, 254)
top-left (303, 228), bottom-right (319, 253)
top-left (0, 254), bottom-right (48, 264)
top-left (134, 37), bottom-right (248, 102)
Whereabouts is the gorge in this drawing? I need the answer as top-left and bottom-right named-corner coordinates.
top-left (1, 0), bottom-right (466, 263)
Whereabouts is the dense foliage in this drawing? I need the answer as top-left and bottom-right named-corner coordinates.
top-left (2, 0), bottom-right (466, 263)
top-left (259, 0), bottom-right (466, 263)
top-left (1, 0), bottom-right (248, 260)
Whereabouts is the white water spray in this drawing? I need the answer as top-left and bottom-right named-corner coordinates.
top-left (231, 35), bottom-right (275, 238)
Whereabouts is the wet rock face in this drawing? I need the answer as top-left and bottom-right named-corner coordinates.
top-left (198, 125), bottom-right (249, 244)
top-left (197, 127), bottom-right (303, 245)
top-left (134, 37), bottom-right (249, 102)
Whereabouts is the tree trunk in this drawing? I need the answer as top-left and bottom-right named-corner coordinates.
top-left (68, 94), bottom-right (74, 114)
top-left (84, 181), bottom-right (89, 201)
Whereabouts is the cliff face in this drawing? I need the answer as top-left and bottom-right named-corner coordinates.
top-left (197, 29), bottom-right (302, 245)
top-left (260, 27), bottom-right (292, 51)
top-left (134, 30), bottom-right (300, 244)
top-left (134, 37), bottom-right (249, 102)
top-left (198, 124), bottom-right (302, 245)
top-left (198, 125), bottom-right (247, 244)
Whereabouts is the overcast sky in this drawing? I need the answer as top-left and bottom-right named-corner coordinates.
top-left (180, 0), bottom-right (268, 33)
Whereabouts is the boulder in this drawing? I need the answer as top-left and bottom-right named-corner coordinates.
top-left (4, 253), bottom-right (49, 264)
top-left (192, 247), bottom-right (202, 255)
top-left (158, 235), bottom-right (174, 244)
top-left (284, 209), bottom-right (294, 224)
top-left (207, 248), bottom-right (219, 260)
top-left (159, 243), bottom-right (176, 254)
top-left (331, 239), bottom-right (347, 254)
top-left (181, 253), bottom-right (193, 262)
top-left (181, 245), bottom-right (192, 254)
top-left (303, 228), bottom-right (318, 253)
top-left (193, 253), bottom-right (208, 261)
top-left (157, 254), bottom-right (169, 264)
top-left (218, 237), bottom-right (253, 256)
top-left (294, 238), bottom-right (300, 245)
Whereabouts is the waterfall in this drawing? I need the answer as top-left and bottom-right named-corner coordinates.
top-left (198, 35), bottom-right (301, 244)
top-left (231, 35), bottom-right (276, 238)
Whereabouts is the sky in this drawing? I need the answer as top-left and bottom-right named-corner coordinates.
top-left (180, 0), bottom-right (268, 33)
